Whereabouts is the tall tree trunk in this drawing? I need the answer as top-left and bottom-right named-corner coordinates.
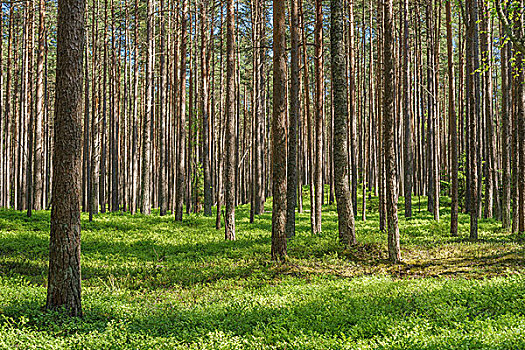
top-left (130, 0), bottom-right (139, 215)
top-left (286, 0), bottom-right (300, 239)
top-left (383, 0), bottom-right (401, 263)
top-left (447, 0), bottom-right (458, 236)
top-left (141, 0), bottom-right (154, 215)
top-left (331, 0), bottom-right (356, 248)
top-left (480, 5), bottom-right (494, 219)
top-left (46, 0), bottom-right (85, 317)
top-left (517, 36), bottom-right (525, 233)
top-left (159, 0), bottom-right (168, 216)
top-left (83, 15), bottom-right (90, 219)
top-left (300, 0), bottom-right (315, 234)
top-left (201, 0), bottom-right (212, 217)
top-left (272, 0), bottom-right (287, 259)
top-left (466, 0), bottom-right (480, 240)
top-left (0, 9), bottom-right (3, 208)
top-left (500, 22), bottom-right (511, 229)
top-left (224, 0), bottom-right (236, 240)
top-left (251, 0), bottom-right (265, 217)
top-left (377, 0), bottom-right (386, 232)
top-left (26, 1), bottom-right (35, 216)
top-left (403, 0), bottom-right (413, 218)
top-left (110, 0), bottom-right (119, 212)
top-left (4, 5), bottom-right (13, 209)
top-left (89, 0), bottom-right (99, 219)
top-left (348, 0), bottom-right (358, 216)
top-left (100, 0), bottom-right (108, 213)
top-left (176, 0), bottom-right (188, 221)
top-left (216, 3), bottom-right (224, 229)
top-left (313, 0), bottom-right (323, 234)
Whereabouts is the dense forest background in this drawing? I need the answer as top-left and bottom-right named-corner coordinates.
top-left (0, 0), bottom-right (524, 256)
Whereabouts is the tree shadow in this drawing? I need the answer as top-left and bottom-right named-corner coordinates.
top-left (3, 276), bottom-right (525, 349)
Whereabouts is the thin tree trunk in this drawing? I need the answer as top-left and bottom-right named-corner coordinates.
top-left (300, 0), bottom-right (315, 234)
top-left (348, 0), bottom-right (358, 216)
top-left (176, 0), bottom-right (188, 221)
top-left (201, 0), bottom-right (212, 217)
top-left (141, 0), bottom-right (154, 215)
top-left (159, 0), bottom-right (168, 216)
top-left (466, 0), bottom-right (480, 240)
top-left (224, 0), bottom-right (236, 240)
top-left (314, 0), bottom-right (323, 234)
top-left (447, 0), bottom-right (459, 236)
top-left (286, 0), bottom-right (300, 239)
top-left (403, 0), bottom-right (412, 218)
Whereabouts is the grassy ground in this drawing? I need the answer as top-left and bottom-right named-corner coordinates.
top-left (0, 193), bottom-right (524, 349)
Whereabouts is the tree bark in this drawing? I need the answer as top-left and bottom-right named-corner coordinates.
top-left (383, 0), bottom-right (401, 263)
top-left (331, 0), bottom-right (356, 248)
top-left (158, 0), bottom-right (167, 216)
top-left (224, 0), bottom-right (236, 240)
top-left (141, 0), bottom-right (154, 215)
top-left (286, 0), bottom-right (300, 239)
top-left (466, 0), bottom-right (480, 240)
top-left (313, 0), bottom-right (323, 234)
top-left (403, 0), bottom-right (413, 218)
top-left (201, 0), bottom-right (212, 217)
top-left (46, 0), bottom-right (85, 317)
top-left (501, 22), bottom-right (511, 229)
top-left (176, 0), bottom-right (188, 221)
top-left (272, 0), bottom-right (287, 259)
top-left (446, 0), bottom-right (458, 236)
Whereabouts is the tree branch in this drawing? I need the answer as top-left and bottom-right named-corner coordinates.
top-left (494, 0), bottom-right (525, 54)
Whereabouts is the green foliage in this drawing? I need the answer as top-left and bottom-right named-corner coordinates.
top-left (0, 194), bottom-right (524, 349)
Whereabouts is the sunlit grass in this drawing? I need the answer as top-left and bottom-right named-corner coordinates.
top-left (0, 189), bottom-right (524, 349)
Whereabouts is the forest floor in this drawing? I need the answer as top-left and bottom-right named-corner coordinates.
top-left (1, 193), bottom-right (525, 349)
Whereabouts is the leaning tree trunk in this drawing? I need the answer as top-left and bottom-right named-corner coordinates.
top-left (331, 0), bottom-right (356, 248)
top-left (46, 0), bottom-right (85, 317)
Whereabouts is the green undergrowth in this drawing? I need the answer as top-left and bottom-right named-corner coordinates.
top-left (0, 191), bottom-right (524, 349)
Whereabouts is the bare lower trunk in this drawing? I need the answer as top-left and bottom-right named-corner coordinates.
top-left (286, 0), bottom-right (300, 239)
top-left (331, 0), bottom-right (356, 248)
top-left (140, 0), bottom-right (154, 215)
top-left (272, 0), bottom-right (287, 259)
top-left (383, 0), bottom-right (401, 263)
top-left (446, 0), bottom-right (458, 236)
top-left (175, 0), bottom-right (188, 221)
top-left (224, 0), bottom-right (236, 240)
top-left (314, 0), bottom-right (323, 234)
top-left (46, 0), bottom-right (85, 317)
